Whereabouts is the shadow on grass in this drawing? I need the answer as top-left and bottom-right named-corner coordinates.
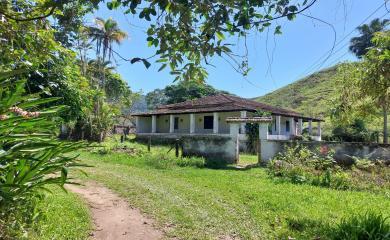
top-left (205, 162), bottom-right (264, 171)
top-left (282, 216), bottom-right (332, 239)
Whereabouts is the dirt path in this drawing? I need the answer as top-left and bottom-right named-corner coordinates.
top-left (67, 182), bottom-right (163, 240)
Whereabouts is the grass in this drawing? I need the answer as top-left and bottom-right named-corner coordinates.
top-left (29, 185), bottom-right (92, 240)
top-left (73, 138), bottom-right (390, 240)
top-left (239, 153), bottom-right (259, 165)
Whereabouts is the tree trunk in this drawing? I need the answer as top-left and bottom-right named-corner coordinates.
top-left (384, 106), bottom-right (388, 144)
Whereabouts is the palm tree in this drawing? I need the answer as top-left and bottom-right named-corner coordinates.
top-left (87, 58), bottom-right (115, 88)
top-left (349, 18), bottom-right (389, 58)
top-left (87, 17), bottom-right (128, 62)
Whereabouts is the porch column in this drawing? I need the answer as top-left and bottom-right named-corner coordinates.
top-left (229, 123), bottom-right (240, 163)
top-left (151, 115), bottom-right (157, 133)
top-left (275, 115), bottom-right (281, 135)
top-left (259, 123), bottom-right (269, 140)
top-left (190, 113), bottom-right (195, 134)
top-left (135, 116), bottom-right (140, 133)
top-left (308, 120), bottom-right (313, 135)
top-left (258, 122), bottom-right (269, 165)
top-left (298, 118), bottom-right (303, 135)
top-left (240, 111), bottom-right (247, 134)
top-left (169, 114), bottom-right (174, 133)
top-left (229, 123), bottom-right (240, 136)
top-left (213, 112), bottom-right (219, 134)
top-left (317, 121), bottom-right (322, 140)
top-left (289, 117), bottom-right (296, 136)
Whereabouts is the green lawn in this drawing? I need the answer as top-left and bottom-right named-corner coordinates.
top-left (29, 186), bottom-right (92, 240)
top-left (74, 139), bottom-right (390, 240)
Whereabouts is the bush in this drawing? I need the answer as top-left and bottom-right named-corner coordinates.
top-left (268, 145), bottom-right (390, 192)
top-left (0, 71), bottom-right (84, 238)
top-left (268, 145), bottom-right (351, 190)
top-left (332, 211), bottom-right (390, 240)
top-left (332, 119), bottom-right (371, 142)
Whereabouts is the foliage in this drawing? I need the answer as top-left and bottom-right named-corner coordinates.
top-left (2, 0), bottom-right (319, 82)
top-left (245, 110), bottom-right (271, 153)
top-left (332, 32), bottom-right (390, 144)
top-left (332, 211), bottom-right (390, 240)
top-left (86, 17), bottom-right (128, 62)
top-left (267, 145), bottom-right (390, 192)
top-left (331, 119), bottom-right (371, 142)
top-left (0, 71), bottom-right (85, 238)
top-left (145, 89), bottom-right (169, 109)
top-left (104, 0), bottom-right (316, 82)
top-left (360, 31), bottom-right (390, 143)
top-left (145, 81), bottom-right (229, 109)
top-left (349, 18), bottom-right (389, 58)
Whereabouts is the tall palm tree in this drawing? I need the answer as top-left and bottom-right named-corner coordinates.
top-left (87, 58), bottom-right (115, 88)
top-left (87, 17), bottom-right (128, 62)
top-left (349, 18), bottom-right (389, 58)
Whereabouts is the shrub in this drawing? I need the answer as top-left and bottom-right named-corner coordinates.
top-left (332, 119), bottom-right (371, 142)
top-left (332, 211), bottom-right (390, 240)
top-left (268, 146), bottom-right (354, 190)
top-left (0, 71), bottom-right (84, 238)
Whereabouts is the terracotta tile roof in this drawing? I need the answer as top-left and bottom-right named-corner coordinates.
top-left (132, 94), bottom-right (322, 121)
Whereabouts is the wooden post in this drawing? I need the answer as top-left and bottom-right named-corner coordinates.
top-left (257, 139), bottom-right (261, 165)
top-left (120, 135), bottom-right (124, 143)
top-left (235, 134), bottom-right (239, 164)
top-left (175, 139), bottom-right (179, 157)
top-left (148, 136), bottom-right (151, 152)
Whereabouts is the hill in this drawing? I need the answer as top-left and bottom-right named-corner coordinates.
top-left (253, 65), bottom-right (339, 118)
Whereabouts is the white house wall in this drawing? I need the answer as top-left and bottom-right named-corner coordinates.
top-left (194, 113), bottom-right (214, 134)
top-left (175, 114), bottom-right (190, 133)
top-left (137, 116), bottom-right (151, 133)
top-left (156, 115), bottom-right (170, 133)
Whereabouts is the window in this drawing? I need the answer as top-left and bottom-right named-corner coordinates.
top-left (204, 116), bottom-right (214, 129)
top-left (286, 120), bottom-right (290, 132)
top-left (174, 117), bottom-right (179, 130)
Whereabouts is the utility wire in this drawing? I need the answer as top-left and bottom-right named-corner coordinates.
top-left (297, 1), bottom-right (388, 79)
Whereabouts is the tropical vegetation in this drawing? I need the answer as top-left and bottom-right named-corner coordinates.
top-left (0, 0), bottom-right (389, 239)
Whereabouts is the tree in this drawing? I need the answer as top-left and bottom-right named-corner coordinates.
top-left (1, 0), bottom-right (318, 82)
top-left (360, 31), bottom-right (390, 143)
top-left (145, 81), bottom-right (230, 109)
top-left (349, 18), bottom-right (389, 58)
top-left (87, 17), bottom-right (128, 62)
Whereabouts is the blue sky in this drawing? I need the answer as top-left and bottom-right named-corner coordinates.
top-left (88, 0), bottom-right (389, 98)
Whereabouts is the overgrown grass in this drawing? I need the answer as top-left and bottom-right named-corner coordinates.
top-left (74, 138), bottom-right (390, 240)
top-left (268, 145), bottom-right (390, 193)
top-left (29, 186), bottom-right (92, 240)
top-left (331, 211), bottom-right (390, 240)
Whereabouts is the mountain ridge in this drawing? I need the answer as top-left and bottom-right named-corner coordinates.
top-left (253, 65), bottom-right (339, 118)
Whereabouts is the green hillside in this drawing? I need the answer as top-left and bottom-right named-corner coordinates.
top-left (254, 65), bottom-right (339, 118)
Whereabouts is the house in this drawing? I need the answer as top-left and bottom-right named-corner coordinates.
top-left (132, 94), bottom-right (323, 141)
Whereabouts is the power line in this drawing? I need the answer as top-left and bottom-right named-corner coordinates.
top-left (308, 11), bottom-right (388, 74)
top-left (297, 1), bottom-right (388, 79)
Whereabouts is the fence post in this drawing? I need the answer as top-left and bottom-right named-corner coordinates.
top-left (148, 136), bottom-right (151, 152)
top-left (175, 139), bottom-right (179, 157)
